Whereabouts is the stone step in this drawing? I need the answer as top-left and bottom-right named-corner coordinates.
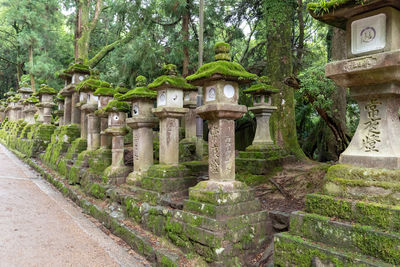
top-left (305, 193), bottom-right (400, 233)
top-left (127, 186), bottom-right (162, 205)
top-left (140, 176), bottom-right (198, 193)
top-left (237, 150), bottom-right (286, 160)
top-left (274, 232), bottom-right (391, 267)
top-left (289, 211), bottom-right (400, 265)
top-left (183, 199), bottom-right (262, 220)
top-left (324, 176), bottom-right (400, 205)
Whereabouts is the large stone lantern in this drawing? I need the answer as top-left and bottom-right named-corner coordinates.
top-left (103, 100), bottom-right (131, 185)
top-left (119, 75), bottom-right (158, 183)
top-left (148, 64), bottom-right (196, 165)
top-left (18, 84), bottom-right (33, 123)
top-left (22, 96), bottom-right (39, 125)
top-left (315, 1), bottom-right (400, 169)
top-left (35, 84), bottom-right (57, 124)
top-left (93, 86), bottom-right (115, 149)
top-left (76, 73), bottom-right (111, 151)
top-left (58, 69), bottom-right (73, 125)
top-left (274, 2), bottom-right (400, 266)
top-left (243, 80), bottom-right (279, 151)
top-left (63, 63), bottom-right (91, 125)
top-left (169, 42), bottom-right (267, 264)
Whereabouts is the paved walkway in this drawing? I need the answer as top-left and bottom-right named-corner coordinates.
top-left (0, 144), bottom-right (149, 267)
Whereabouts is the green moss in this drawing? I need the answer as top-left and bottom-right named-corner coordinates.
top-left (187, 60), bottom-right (257, 84)
top-left (148, 75), bottom-right (196, 91)
top-left (36, 84), bottom-right (57, 95)
top-left (64, 63), bottom-right (90, 74)
top-left (118, 86), bottom-right (156, 101)
top-left (75, 77), bottom-right (111, 92)
top-left (103, 99), bottom-right (130, 112)
top-left (93, 87), bottom-right (115, 96)
top-left (307, 0), bottom-right (368, 16)
top-left (88, 183), bottom-right (106, 199)
top-left (136, 75), bottom-right (147, 86)
top-left (243, 83), bottom-right (279, 95)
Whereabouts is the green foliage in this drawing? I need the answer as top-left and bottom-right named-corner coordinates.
top-left (298, 65), bottom-right (336, 114)
top-left (307, 0), bottom-right (368, 16)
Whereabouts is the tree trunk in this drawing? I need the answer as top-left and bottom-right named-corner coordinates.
top-left (325, 27), bottom-right (350, 159)
top-left (265, 0), bottom-right (306, 159)
top-left (28, 44), bottom-right (35, 92)
top-left (181, 1), bottom-right (190, 77)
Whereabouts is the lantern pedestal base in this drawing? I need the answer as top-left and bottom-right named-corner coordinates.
top-left (169, 180), bottom-right (268, 265)
top-left (128, 164), bottom-right (199, 206)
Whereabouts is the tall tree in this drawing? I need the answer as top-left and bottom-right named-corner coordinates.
top-left (264, 0), bottom-right (306, 159)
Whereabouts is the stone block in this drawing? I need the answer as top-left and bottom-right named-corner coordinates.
top-left (274, 232), bottom-right (391, 267)
top-left (289, 211), bottom-right (400, 264)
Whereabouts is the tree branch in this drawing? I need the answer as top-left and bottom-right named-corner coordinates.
top-left (89, 0), bottom-right (102, 31)
top-left (0, 56), bottom-right (17, 65)
top-left (88, 32), bottom-right (134, 68)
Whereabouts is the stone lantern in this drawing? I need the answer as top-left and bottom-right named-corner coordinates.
top-left (119, 75), bottom-right (158, 183)
top-left (76, 72), bottom-right (111, 151)
top-left (58, 70), bottom-right (73, 125)
top-left (56, 94), bottom-right (65, 126)
top-left (36, 84), bottom-right (57, 124)
top-left (13, 94), bottom-right (23, 120)
top-left (22, 96), bottom-right (39, 125)
top-left (0, 101), bottom-right (5, 123)
top-left (170, 42), bottom-right (266, 264)
top-left (103, 100), bottom-right (130, 185)
top-left (243, 80), bottom-right (279, 150)
top-left (18, 84), bottom-right (33, 123)
top-left (62, 63), bottom-right (90, 125)
top-left (312, 2), bottom-right (400, 169)
top-left (148, 64), bottom-right (196, 165)
top-left (273, 2), bottom-right (400, 266)
top-left (93, 86), bottom-right (115, 149)
top-left (4, 90), bottom-right (16, 121)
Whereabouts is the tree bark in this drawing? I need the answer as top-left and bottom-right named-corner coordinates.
top-left (181, 0), bottom-right (190, 77)
top-left (265, 0), bottom-right (306, 159)
top-left (28, 44), bottom-right (35, 92)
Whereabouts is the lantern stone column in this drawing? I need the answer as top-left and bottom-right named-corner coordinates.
top-left (83, 100), bottom-right (100, 151)
top-left (56, 95), bottom-right (65, 126)
top-left (93, 88), bottom-right (114, 149)
top-left (23, 97), bottom-right (38, 125)
top-left (120, 76), bottom-right (158, 183)
top-left (36, 84), bottom-right (57, 125)
top-left (58, 71), bottom-right (73, 125)
top-left (171, 43), bottom-right (267, 264)
top-left (103, 100), bottom-right (130, 185)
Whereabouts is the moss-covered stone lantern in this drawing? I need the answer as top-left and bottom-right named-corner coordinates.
top-left (103, 100), bottom-right (130, 185)
top-left (274, 2), bottom-right (400, 266)
top-left (76, 71), bottom-right (111, 150)
top-left (181, 85), bottom-right (199, 142)
top-left (93, 86), bottom-right (115, 149)
top-left (0, 101), bottom-right (5, 123)
top-left (58, 69), bottom-right (73, 125)
top-left (168, 42), bottom-right (267, 264)
top-left (309, 0), bottom-right (400, 169)
top-left (4, 89), bottom-right (16, 121)
top-left (56, 94), bottom-right (65, 126)
top-left (36, 84), bottom-right (57, 124)
top-left (148, 64), bottom-right (196, 165)
top-left (119, 76), bottom-right (158, 183)
top-left (243, 79), bottom-right (279, 150)
top-left (23, 96), bottom-right (39, 125)
top-left (62, 63), bottom-right (91, 125)
top-left (17, 83), bottom-right (33, 120)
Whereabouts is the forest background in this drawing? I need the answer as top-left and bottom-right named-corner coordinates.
top-left (0, 0), bottom-right (359, 162)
